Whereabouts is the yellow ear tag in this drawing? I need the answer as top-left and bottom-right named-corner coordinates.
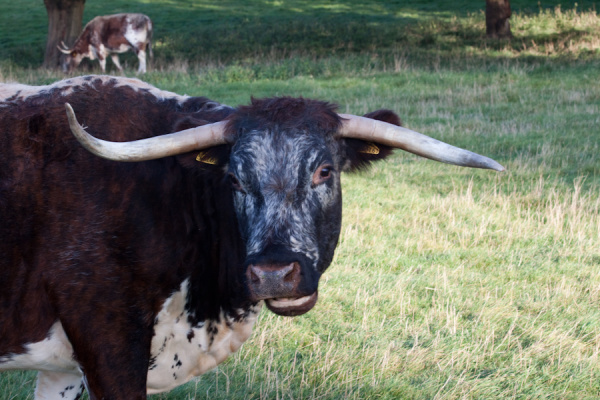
top-left (359, 143), bottom-right (380, 155)
top-left (196, 151), bottom-right (218, 165)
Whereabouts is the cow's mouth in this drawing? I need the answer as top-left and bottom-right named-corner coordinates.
top-left (264, 291), bottom-right (318, 316)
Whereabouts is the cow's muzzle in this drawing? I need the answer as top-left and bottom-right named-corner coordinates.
top-left (246, 262), bottom-right (318, 316)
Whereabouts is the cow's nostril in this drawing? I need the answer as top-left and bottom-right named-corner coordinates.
top-left (281, 263), bottom-right (294, 277)
top-left (283, 262), bottom-right (299, 282)
top-left (249, 266), bottom-right (262, 283)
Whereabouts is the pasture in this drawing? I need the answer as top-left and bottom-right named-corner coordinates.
top-left (1, 0), bottom-right (599, 399)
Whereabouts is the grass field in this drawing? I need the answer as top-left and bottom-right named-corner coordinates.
top-left (1, 1), bottom-right (599, 399)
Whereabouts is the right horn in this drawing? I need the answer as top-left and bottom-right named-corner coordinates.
top-left (338, 114), bottom-right (505, 171)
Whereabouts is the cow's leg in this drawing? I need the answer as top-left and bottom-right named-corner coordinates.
top-left (35, 371), bottom-right (85, 400)
top-left (58, 308), bottom-right (153, 399)
top-left (66, 335), bottom-right (151, 400)
top-left (91, 44), bottom-right (108, 73)
top-left (136, 50), bottom-right (147, 74)
top-left (111, 54), bottom-right (124, 72)
top-left (98, 56), bottom-right (107, 73)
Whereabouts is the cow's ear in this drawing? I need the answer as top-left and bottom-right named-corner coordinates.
top-left (341, 109), bottom-right (401, 172)
top-left (173, 116), bottom-right (230, 170)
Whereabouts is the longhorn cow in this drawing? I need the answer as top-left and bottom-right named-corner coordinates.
top-left (0, 75), bottom-right (504, 399)
top-left (58, 13), bottom-right (153, 74)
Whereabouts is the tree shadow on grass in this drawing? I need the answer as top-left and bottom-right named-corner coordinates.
top-left (1, 0), bottom-right (598, 73)
top-left (116, 0), bottom-right (600, 70)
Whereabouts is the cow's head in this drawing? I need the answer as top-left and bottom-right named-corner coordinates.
top-left (65, 97), bottom-right (504, 316)
top-left (225, 98), bottom-right (346, 315)
top-left (57, 42), bottom-right (86, 73)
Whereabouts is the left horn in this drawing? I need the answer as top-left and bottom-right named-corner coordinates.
top-left (65, 103), bottom-right (229, 162)
top-left (338, 114), bottom-right (505, 171)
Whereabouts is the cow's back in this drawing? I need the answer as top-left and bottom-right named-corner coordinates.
top-left (93, 13), bottom-right (152, 50)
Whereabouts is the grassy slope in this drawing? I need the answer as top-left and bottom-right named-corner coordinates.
top-left (1, 1), bottom-right (599, 399)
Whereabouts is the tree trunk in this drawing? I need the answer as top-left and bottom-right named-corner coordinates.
top-left (486, 0), bottom-right (512, 39)
top-left (43, 0), bottom-right (86, 69)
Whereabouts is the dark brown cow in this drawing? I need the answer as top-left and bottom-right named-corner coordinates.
top-left (58, 13), bottom-right (153, 74)
top-left (0, 76), bottom-right (504, 400)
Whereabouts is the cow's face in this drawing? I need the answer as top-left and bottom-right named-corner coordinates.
top-left (61, 51), bottom-right (85, 73)
top-left (223, 98), bottom-right (395, 316)
top-left (229, 123), bottom-right (343, 316)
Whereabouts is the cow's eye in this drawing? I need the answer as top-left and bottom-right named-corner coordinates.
top-left (313, 164), bottom-right (334, 186)
top-left (228, 173), bottom-right (244, 192)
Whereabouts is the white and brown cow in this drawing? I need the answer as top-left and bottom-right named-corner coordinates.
top-left (0, 76), bottom-right (504, 399)
top-left (58, 13), bottom-right (153, 74)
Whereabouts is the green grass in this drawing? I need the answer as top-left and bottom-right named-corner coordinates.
top-left (1, 0), bottom-right (600, 399)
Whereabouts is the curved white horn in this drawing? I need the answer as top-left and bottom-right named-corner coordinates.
top-left (57, 46), bottom-right (72, 54)
top-left (57, 41), bottom-right (72, 54)
top-left (338, 114), bottom-right (505, 171)
top-left (65, 103), bottom-right (229, 162)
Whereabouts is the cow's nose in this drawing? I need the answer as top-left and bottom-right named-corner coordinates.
top-left (249, 263), bottom-right (295, 283)
top-left (246, 262), bottom-right (301, 301)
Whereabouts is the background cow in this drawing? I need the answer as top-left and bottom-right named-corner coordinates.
top-left (0, 76), bottom-right (503, 400)
top-left (58, 13), bottom-right (153, 74)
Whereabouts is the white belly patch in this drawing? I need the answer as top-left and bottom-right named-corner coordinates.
top-left (0, 280), bottom-right (260, 396)
top-left (147, 279), bottom-right (261, 393)
top-left (0, 322), bottom-right (79, 374)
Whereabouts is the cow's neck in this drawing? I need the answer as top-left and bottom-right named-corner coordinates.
top-left (179, 171), bottom-right (252, 323)
top-left (143, 172), bottom-right (261, 392)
